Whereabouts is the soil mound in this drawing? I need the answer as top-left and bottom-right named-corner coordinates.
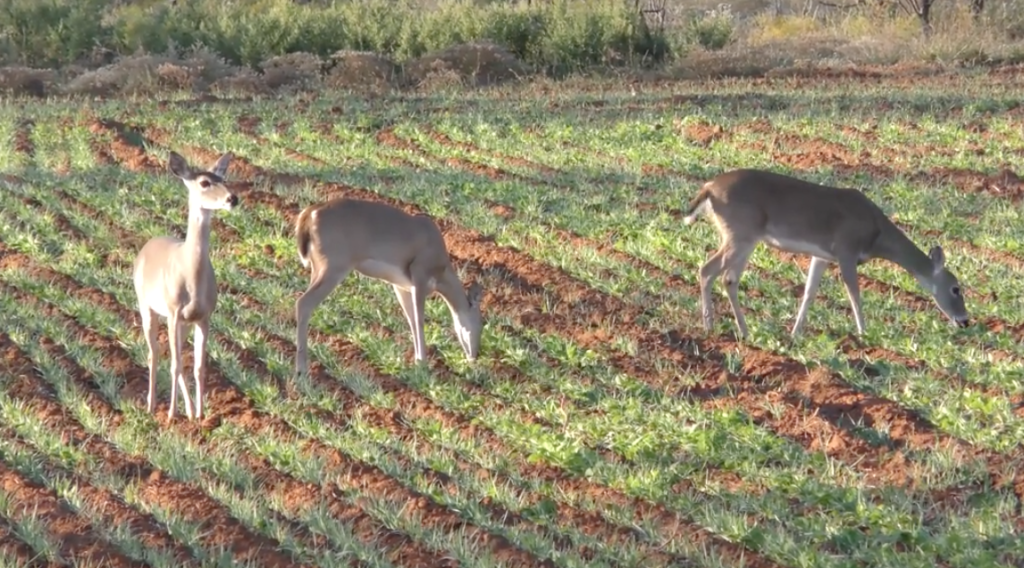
top-left (403, 41), bottom-right (527, 88)
top-left (0, 66), bottom-right (56, 97)
top-left (325, 50), bottom-right (400, 91)
top-left (63, 49), bottom-right (237, 97)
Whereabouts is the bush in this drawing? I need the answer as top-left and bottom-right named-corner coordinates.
top-left (0, 0), bottom-right (112, 66)
top-left (0, 0), bottom-right (672, 76)
top-left (688, 5), bottom-right (735, 51)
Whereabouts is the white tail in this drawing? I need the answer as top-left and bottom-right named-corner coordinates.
top-left (682, 182), bottom-right (713, 225)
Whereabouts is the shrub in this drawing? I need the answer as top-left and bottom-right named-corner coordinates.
top-left (0, 0), bottom-right (671, 77)
top-left (0, 0), bottom-right (111, 66)
top-left (688, 5), bottom-right (735, 51)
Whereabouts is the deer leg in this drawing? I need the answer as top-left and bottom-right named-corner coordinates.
top-left (141, 308), bottom-right (160, 414)
top-left (391, 285), bottom-right (420, 360)
top-left (791, 256), bottom-right (829, 337)
top-left (837, 257), bottom-right (866, 334)
top-left (409, 283), bottom-right (430, 363)
top-left (698, 246), bottom-right (729, 333)
top-left (192, 319), bottom-right (209, 421)
top-left (721, 241), bottom-right (756, 339)
top-left (166, 312), bottom-right (193, 420)
top-left (295, 265), bottom-right (349, 377)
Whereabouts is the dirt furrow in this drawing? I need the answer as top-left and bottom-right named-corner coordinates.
top-left (252, 305), bottom-right (727, 567)
top-left (0, 426), bottom-right (195, 568)
top-left (0, 460), bottom-right (143, 568)
top-left (89, 118), bottom-right (304, 221)
top-left (13, 118), bottom-right (35, 160)
top-left (0, 337), bottom-right (149, 568)
top-left (0, 514), bottom-right (64, 568)
top-left (0, 285), bottom-right (409, 568)
top-left (0, 297), bottom-right (197, 566)
top-left (420, 126), bottom-right (561, 176)
top-left (668, 116), bottom-right (1024, 204)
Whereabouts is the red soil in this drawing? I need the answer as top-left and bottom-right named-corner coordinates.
top-left (13, 119), bottom-right (34, 159)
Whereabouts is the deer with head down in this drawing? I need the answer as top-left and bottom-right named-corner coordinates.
top-left (683, 168), bottom-right (970, 338)
top-left (293, 198), bottom-right (484, 376)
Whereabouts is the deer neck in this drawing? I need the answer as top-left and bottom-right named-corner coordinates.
top-left (181, 203), bottom-right (214, 275)
top-left (876, 222), bottom-right (936, 291)
top-left (435, 271), bottom-right (471, 323)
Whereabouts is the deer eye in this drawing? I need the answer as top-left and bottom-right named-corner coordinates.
top-left (199, 179), bottom-right (211, 188)
top-left (952, 286), bottom-right (961, 297)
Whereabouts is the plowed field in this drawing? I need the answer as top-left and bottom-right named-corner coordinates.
top-left (1, 69), bottom-right (1023, 568)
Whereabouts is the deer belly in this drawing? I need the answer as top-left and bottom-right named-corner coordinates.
top-left (143, 289), bottom-right (173, 319)
top-left (763, 236), bottom-right (835, 261)
top-left (355, 260), bottom-right (414, 289)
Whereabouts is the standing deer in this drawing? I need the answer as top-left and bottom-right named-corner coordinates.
top-left (132, 151), bottom-right (238, 421)
top-left (293, 198), bottom-right (484, 376)
top-left (682, 168), bottom-right (970, 338)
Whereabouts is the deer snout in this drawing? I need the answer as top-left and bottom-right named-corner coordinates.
top-left (228, 194), bottom-right (239, 208)
top-left (956, 318), bottom-right (970, 328)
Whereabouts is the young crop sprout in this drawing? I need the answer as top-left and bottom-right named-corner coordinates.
top-left (293, 198), bottom-right (484, 377)
top-left (683, 168), bottom-right (970, 338)
top-left (132, 151), bottom-right (239, 421)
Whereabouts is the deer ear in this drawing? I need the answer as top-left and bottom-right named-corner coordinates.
top-left (466, 282), bottom-right (483, 307)
top-left (168, 151), bottom-right (191, 179)
top-left (209, 152), bottom-right (233, 178)
top-left (928, 245), bottom-right (946, 271)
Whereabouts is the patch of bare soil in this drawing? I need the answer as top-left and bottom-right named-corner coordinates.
top-left (13, 118), bottom-right (34, 159)
top-left (0, 459), bottom-right (144, 568)
top-left (677, 117), bottom-right (726, 147)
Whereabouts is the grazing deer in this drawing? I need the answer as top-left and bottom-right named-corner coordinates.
top-left (293, 198), bottom-right (484, 376)
top-left (682, 168), bottom-right (970, 338)
top-left (132, 151), bottom-right (238, 421)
